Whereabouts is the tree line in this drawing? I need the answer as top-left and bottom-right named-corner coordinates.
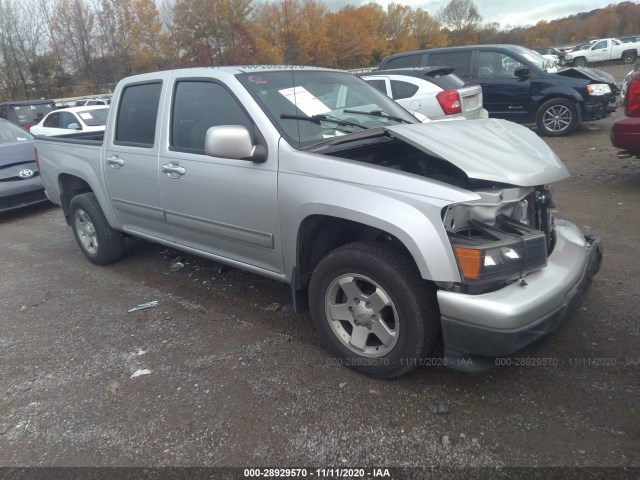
top-left (1, 0), bottom-right (639, 100)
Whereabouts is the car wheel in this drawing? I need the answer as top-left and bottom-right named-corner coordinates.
top-left (70, 192), bottom-right (124, 265)
top-left (309, 241), bottom-right (440, 378)
top-left (536, 98), bottom-right (579, 137)
top-left (574, 57), bottom-right (587, 68)
top-left (622, 51), bottom-right (637, 64)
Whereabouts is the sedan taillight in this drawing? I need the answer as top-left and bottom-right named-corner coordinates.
top-left (626, 74), bottom-right (640, 117)
top-left (436, 90), bottom-right (462, 115)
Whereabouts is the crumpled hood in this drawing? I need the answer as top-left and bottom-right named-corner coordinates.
top-left (557, 67), bottom-right (616, 85)
top-left (386, 119), bottom-right (569, 187)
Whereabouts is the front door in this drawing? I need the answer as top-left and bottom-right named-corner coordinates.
top-left (158, 79), bottom-right (283, 274)
top-left (473, 50), bottom-right (532, 122)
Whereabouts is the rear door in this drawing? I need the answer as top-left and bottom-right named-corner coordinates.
top-left (472, 50), bottom-right (531, 122)
top-left (103, 80), bottom-right (172, 239)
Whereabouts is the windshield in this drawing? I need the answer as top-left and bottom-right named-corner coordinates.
top-left (237, 70), bottom-right (418, 149)
top-left (0, 119), bottom-right (33, 143)
top-left (78, 108), bottom-right (109, 126)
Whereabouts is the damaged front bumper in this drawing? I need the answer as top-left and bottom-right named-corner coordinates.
top-left (437, 220), bottom-right (602, 372)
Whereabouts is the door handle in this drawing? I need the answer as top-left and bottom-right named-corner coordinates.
top-left (161, 161), bottom-right (186, 179)
top-left (106, 155), bottom-right (124, 168)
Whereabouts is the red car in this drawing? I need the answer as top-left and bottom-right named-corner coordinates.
top-left (611, 70), bottom-right (640, 156)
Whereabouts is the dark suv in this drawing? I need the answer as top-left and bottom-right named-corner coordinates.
top-left (0, 99), bottom-right (56, 132)
top-left (378, 45), bottom-right (618, 136)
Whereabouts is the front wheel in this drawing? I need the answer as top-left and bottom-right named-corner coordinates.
top-left (574, 57), bottom-right (587, 68)
top-left (69, 192), bottom-right (124, 265)
top-left (622, 51), bottom-right (637, 64)
top-left (536, 98), bottom-right (579, 137)
top-left (308, 241), bottom-right (440, 378)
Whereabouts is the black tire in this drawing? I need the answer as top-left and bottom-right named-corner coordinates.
top-left (535, 98), bottom-right (579, 137)
top-left (622, 51), bottom-right (637, 64)
top-left (308, 241), bottom-right (440, 378)
top-left (574, 57), bottom-right (587, 68)
top-left (69, 192), bottom-right (124, 265)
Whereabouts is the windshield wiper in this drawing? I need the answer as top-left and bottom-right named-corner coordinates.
top-left (343, 109), bottom-right (411, 124)
top-left (280, 114), bottom-right (366, 130)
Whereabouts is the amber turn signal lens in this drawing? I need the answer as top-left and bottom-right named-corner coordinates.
top-left (454, 247), bottom-right (482, 280)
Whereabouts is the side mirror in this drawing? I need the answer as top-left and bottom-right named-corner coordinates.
top-left (67, 122), bottom-right (81, 130)
top-left (514, 67), bottom-right (530, 78)
top-left (204, 125), bottom-right (267, 163)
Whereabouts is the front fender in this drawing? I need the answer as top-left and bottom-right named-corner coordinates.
top-left (278, 142), bottom-right (479, 283)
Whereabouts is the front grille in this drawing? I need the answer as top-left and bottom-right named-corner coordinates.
top-left (0, 189), bottom-right (47, 212)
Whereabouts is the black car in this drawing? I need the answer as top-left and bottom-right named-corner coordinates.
top-left (378, 44), bottom-right (618, 136)
top-left (0, 118), bottom-right (48, 213)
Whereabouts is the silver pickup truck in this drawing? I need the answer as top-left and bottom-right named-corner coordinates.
top-left (35, 67), bottom-right (602, 377)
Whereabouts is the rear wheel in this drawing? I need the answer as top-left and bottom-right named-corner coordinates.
top-left (536, 98), bottom-right (579, 137)
top-left (309, 241), bottom-right (440, 378)
top-left (70, 193), bottom-right (124, 265)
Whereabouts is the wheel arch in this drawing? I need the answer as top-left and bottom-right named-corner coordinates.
top-left (57, 173), bottom-right (119, 228)
top-left (290, 207), bottom-right (461, 293)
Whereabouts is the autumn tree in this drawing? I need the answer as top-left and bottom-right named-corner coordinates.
top-left (325, 6), bottom-right (375, 69)
top-left (437, 0), bottom-right (482, 45)
top-left (385, 3), bottom-right (419, 54)
top-left (169, 0), bottom-right (253, 66)
top-left (413, 9), bottom-right (449, 50)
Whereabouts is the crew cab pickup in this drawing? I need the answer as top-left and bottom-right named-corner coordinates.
top-left (35, 67), bottom-right (603, 377)
top-left (564, 38), bottom-right (640, 67)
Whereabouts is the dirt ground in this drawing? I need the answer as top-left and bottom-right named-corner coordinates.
top-left (1, 64), bottom-right (638, 472)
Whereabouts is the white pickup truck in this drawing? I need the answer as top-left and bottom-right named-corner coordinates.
top-left (34, 67), bottom-right (602, 377)
top-left (564, 38), bottom-right (640, 67)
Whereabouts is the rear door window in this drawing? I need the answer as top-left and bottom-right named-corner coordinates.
top-left (425, 52), bottom-right (472, 77)
top-left (385, 54), bottom-right (424, 69)
top-left (366, 79), bottom-right (387, 94)
top-left (390, 80), bottom-right (419, 99)
top-left (43, 112), bottom-right (60, 128)
top-left (115, 82), bottom-right (162, 147)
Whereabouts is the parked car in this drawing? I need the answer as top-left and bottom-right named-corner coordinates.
top-left (563, 38), bottom-right (640, 67)
top-left (618, 35), bottom-right (640, 44)
top-left (0, 99), bottom-right (56, 132)
top-left (35, 67), bottom-right (602, 377)
top-left (31, 106), bottom-right (109, 136)
top-left (378, 44), bottom-right (618, 136)
top-left (75, 98), bottom-right (111, 106)
top-left (0, 118), bottom-right (48, 213)
top-left (533, 47), bottom-right (565, 66)
top-left (621, 62), bottom-right (640, 99)
top-left (611, 70), bottom-right (640, 156)
top-left (358, 67), bottom-right (487, 121)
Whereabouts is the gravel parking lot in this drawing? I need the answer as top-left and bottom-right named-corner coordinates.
top-left (1, 65), bottom-right (638, 472)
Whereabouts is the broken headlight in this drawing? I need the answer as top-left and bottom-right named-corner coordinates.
top-left (449, 215), bottom-right (548, 289)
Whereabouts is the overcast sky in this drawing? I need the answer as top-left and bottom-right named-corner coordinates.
top-left (314, 0), bottom-right (631, 28)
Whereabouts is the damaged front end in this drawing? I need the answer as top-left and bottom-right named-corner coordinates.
top-left (444, 185), bottom-right (555, 294)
